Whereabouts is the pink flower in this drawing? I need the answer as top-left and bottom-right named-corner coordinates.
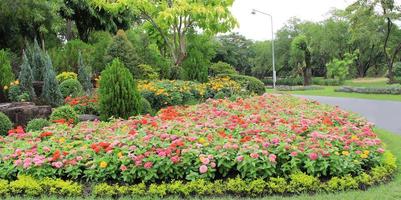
top-left (120, 165), bottom-right (127, 171)
top-left (309, 152), bottom-right (319, 161)
top-left (200, 157), bottom-right (210, 165)
top-left (199, 165), bottom-right (208, 174)
top-left (23, 158), bottom-right (32, 169)
top-left (269, 154), bottom-right (277, 163)
top-left (52, 161), bottom-right (63, 168)
top-left (250, 153), bottom-right (259, 159)
top-left (290, 151), bottom-right (298, 157)
top-left (377, 148), bottom-right (385, 153)
top-left (210, 162), bottom-right (216, 168)
top-left (76, 156), bottom-right (83, 161)
top-left (144, 162), bottom-right (153, 169)
top-left (237, 156), bottom-right (244, 162)
top-left (14, 159), bottom-right (22, 166)
top-left (170, 156), bottom-right (180, 164)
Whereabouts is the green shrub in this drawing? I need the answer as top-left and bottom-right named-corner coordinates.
top-left (77, 52), bottom-right (93, 94)
top-left (50, 105), bottom-right (78, 124)
top-left (0, 49), bottom-right (15, 89)
top-left (288, 172), bottom-right (320, 193)
top-left (312, 77), bottom-right (342, 86)
top-left (9, 175), bottom-right (42, 196)
top-left (148, 183), bottom-right (167, 197)
top-left (324, 175), bottom-right (358, 192)
top-left (105, 30), bottom-right (140, 77)
top-left (30, 39), bottom-right (46, 81)
top-left (99, 59), bottom-right (141, 120)
top-left (88, 31), bottom-right (113, 74)
top-left (225, 177), bottom-right (247, 194)
top-left (265, 77), bottom-right (304, 86)
top-left (40, 178), bottom-right (82, 197)
top-left (59, 79), bottom-right (83, 98)
top-left (130, 183), bottom-right (146, 196)
top-left (335, 86), bottom-right (401, 95)
top-left (394, 62), bottom-right (401, 77)
top-left (326, 53), bottom-right (355, 81)
top-left (267, 177), bottom-right (287, 194)
top-left (246, 179), bottom-right (267, 196)
top-left (7, 84), bottom-right (31, 102)
top-left (41, 53), bottom-right (63, 107)
top-left (56, 72), bottom-right (78, 83)
top-left (93, 183), bottom-right (116, 197)
top-left (209, 61), bottom-right (238, 76)
top-left (26, 118), bottom-right (51, 132)
top-left (276, 85), bottom-right (324, 91)
top-left (139, 97), bottom-right (153, 115)
top-left (0, 112), bottom-right (12, 136)
top-left (0, 179), bottom-right (9, 196)
top-left (136, 64), bottom-right (159, 80)
top-left (18, 51), bottom-right (36, 99)
top-left (219, 74), bottom-right (265, 95)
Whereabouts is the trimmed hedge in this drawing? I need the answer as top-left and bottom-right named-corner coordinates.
top-left (0, 152), bottom-right (395, 197)
top-left (312, 77), bottom-right (343, 86)
top-left (264, 77), bottom-right (342, 86)
top-left (336, 86), bottom-right (401, 95)
top-left (217, 74), bottom-right (265, 95)
top-left (276, 85), bottom-right (324, 91)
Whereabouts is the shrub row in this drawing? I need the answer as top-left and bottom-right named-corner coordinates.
top-left (0, 153), bottom-right (395, 198)
top-left (276, 85), bottom-right (324, 91)
top-left (335, 86), bottom-right (401, 95)
top-left (217, 74), bottom-right (266, 95)
top-left (264, 77), bottom-right (342, 86)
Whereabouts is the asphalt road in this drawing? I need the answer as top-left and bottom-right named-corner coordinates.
top-left (295, 95), bottom-right (401, 135)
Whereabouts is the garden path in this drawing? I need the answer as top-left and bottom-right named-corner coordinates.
top-left (295, 95), bottom-right (401, 135)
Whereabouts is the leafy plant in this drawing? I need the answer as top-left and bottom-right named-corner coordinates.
top-left (30, 39), bottom-right (46, 81)
top-left (77, 52), bottom-right (93, 94)
top-left (0, 49), bottom-right (14, 89)
top-left (26, 118), bottom-right (51, 132)
top-left (0, 112), bottom-right (12, 136)
top-left (327, 52), bottom-right (356, 81)
top-left (136, 64), bottom-right (159, 80)
top-left (50, 105), bottom-right (78, 124)
top-left (59, 79), bottom-right (83, 98)
top-left (209, 61), bottom-right (238, 77)
top-left (56, 72), bottom-right (77, 83)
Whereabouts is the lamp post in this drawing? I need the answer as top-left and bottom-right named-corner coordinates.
top-left (251, 9), bottom-right (276, 89)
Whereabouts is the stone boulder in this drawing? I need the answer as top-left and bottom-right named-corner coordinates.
top-left (79, 114), bottom-right (99, 122)
top-left (0, 102), bottom-right (52, 126)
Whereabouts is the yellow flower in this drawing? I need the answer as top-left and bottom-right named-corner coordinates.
top-left (59, 137), bottom-right (65, 143)
top-left (342, 151), bottom-right (350, 156)
top-left (351, 135), bottom-right (359, 140)
top-left (360, 154), bottom-right (368, 159)
top-left (335, 152), bottom-right (339, 155)
top-left (198, 137), bottom-right (206, 144)
top-left (14, 80), bottom-right (19, 85)
top-left (363, 150), bottom-right (370, 155)
top-left (3, 85), bottom-right (8, 90)
top-left (117, 152), bottom-right (123, 158)
top-left (100, 161), bottom-right (108, 168)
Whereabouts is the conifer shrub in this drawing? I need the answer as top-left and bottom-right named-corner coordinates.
top-left (0, 112), bottom-right (12, 136)
top-left (0, 49), bottom-right (15, 89)
top-left (98, 59), bottom-right (141, 120)
top-left (41, 54), bottom-right (63, 107)
top-left (18, 51), bottom-right (36, 99)
top-left (77, 52), bottom-right (93, 94)
top-left (30, 39), bottom-right (46, 81)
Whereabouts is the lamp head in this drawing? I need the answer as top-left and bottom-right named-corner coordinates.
top-left (251, 9), bottom-right (256, 15)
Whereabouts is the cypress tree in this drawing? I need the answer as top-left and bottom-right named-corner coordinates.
top-left (18, 51), bottom-right (36, 99)
top-left (41, 53), bottom-right (63, 107)
top-left (77, 52), bottom-right (93, 94)
top-left (0, 50), bottom-right (15, 88)
top-left (98, 58), bottom-right (141, 120)
top-left (105, 30), bottom-right (141, 77)
top-left (31, 39), bottom-right (46, 81)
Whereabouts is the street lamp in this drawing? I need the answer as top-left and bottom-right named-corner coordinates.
top-left (251, 9), bottom-right (276, 89)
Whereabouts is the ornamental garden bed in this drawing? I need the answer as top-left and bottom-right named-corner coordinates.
top-left (0, 94), bottom-right (396, 197)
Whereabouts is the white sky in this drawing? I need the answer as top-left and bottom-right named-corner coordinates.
top-left (231, 0), bottom-right (352, 41)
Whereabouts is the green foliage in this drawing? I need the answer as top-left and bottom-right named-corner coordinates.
top-left (209, 61), bottom-right (238, 77)
top-left (18, 51), bottom-right (36, 99)
top-left (324, 175), bottom-right (358, 192)
top-left (148, 183), bottom-right (167, 197)
top-left (40, 178), bottom-right (82, 197)
top-left (9, 175), bottom-right (42, 196)
top-left (288, 172), bottom-right (320, 193)
top-left (30, 39), bottom-right (46, 81)
top-left (327, 53), bottom-right (356, 81)
top-left (220, 74), bottom-right (265, 95)
top-left (312, 77), bottom-right (343, 86)
top-left (247, 179), bottom-right (267, 196)
top-left (56, 72), bottom-right (78, 83)
top-left (93, 183), bottom-right (116, 197)
top-left (394, 62), bottom-right (401, 77)
top-left (336, 86), bottom-right (401, 94)
top-left (0, 49), bottom-right (14, 88)
top-left (267, 177), bottom-right (288, 194)
top-left (26, 118), bottom-right (51, 132)
top-left (7, 84), bottom-right (31, 102)
top-left (88, 31), bottom-right (113, 74)
top-left (0, 112), bottom-right (12, 136)
top-left (225, 177), bottom-right (247, 194)
top-left (0, 179), bottom-right (8, 196)
top-left (105, 30), bottom-right (141, 77)
top-left (136, 64), bottom-right (159, 80)
top-left (276, 85), bottom-right (324, 91)
top-left (50, 105), bottom-right (78, 124)
top-left (130, 183), bottom-right (146, 196)
top-left (99, 59), bottom-right (141, 120)
top-left (139, 97), bottom-right (153, 115)
top-left (77, 52), bottom-right (93, 94)
top-left (41, 54), bottom-right (63, 107)
top-left (59, 79), bottom-right (83, 98)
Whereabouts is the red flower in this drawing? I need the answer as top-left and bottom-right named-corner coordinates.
top-left (52, 150), bottom-right (61, 161)
top-left (40, 132), bottom-right (52, 138)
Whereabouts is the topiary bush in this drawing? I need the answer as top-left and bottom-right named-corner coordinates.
top-left (218, 74), bottom-right (265, 95)
top-left (59, 79), bottom-right (83, 98)
top-left (56, 72), bottom-right (77, 83)
top-left (50, 105), bottom-right (79, 124)
top-left (26, 118), bottom-right (51, 132)
top-left (209, 61), bottom-right (238, 77)
top-left (0, 112), bottom-right (12, 136)
top-left (98, 59), bottom-right (141, 120)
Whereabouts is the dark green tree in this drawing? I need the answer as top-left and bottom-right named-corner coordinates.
top-left (31, 39), bottom-right (46, 81)
top-left (18, 51), bottom-right (36, 99)
top-left (0, 50), bottom-right (15, 88)
top-left (77, 52), bottom-right (92, 94)
top-left (98, 59), bottom-right (141, 120)
top-left (291, 35), bottom-right (312, 86)
top-left (41, 53), bottom-right (63, 107)
top-left (105, 30), bottom-right (141, 77)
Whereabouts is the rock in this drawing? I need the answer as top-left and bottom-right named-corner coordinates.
top-left (0, 102), bottom-right (52, 126)
top-left (79, 114), bottom-right (99, 122)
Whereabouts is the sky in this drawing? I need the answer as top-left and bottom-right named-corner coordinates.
top-left (230, 0), bottom-right (352, 41)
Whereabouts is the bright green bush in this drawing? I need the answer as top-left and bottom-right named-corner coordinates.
top-left (56, 72), bottom-right (78, 83)
top-left (225, 177), bottom-right (247, 194)
top-left (0, 49), bottom-right (15, 89)
top-left (219, 74), bottom-right (265, 95)
top-left (18, 51), bottom-right (36, 99)
top-left (267, 177), bottom-right (287, 194)
top-left (59, 79), bottom-right (83, 98)
top-left (136, 64), bottom-right (159, 80)
top-left (246, 179), bottom-right (267, 196)
top-left (324, 175), bottom-right (358, 192)
top-left (209, 61), bottom-right (238, 76)
top-left (288, 172), bottom-right (320, 193)
top-left (99, 59), bottom-right (141, 120)
top-left (130, 183), bottom-right (146, 196)
top-left (148, 183), bottom-right (167, 197)
top-left (7, 84), bottom-right (31, 102)
top-left (326, 52), bottom-right (356, 81)
top-left (41, 54), bottom-right (63, 107)
top-left (0, 112), bottom-right (12, 136)
top-left (50, 105), bottom-right (78, 124)
top-left (0, 179), bottom-right (8, 196)
top-left (9, 175), bottom-right (42, 196)
top-left (26, 118), bottom-right (51, 132)
top-left (40, 178), bottom-right (82, 197)
top-left (93, 183), bottom-right (116, 197)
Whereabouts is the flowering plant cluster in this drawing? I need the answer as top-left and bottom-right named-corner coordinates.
top-left (65, 95), bottom-right (98, 115)
top-left (0, 94), bottom-right (388, 183)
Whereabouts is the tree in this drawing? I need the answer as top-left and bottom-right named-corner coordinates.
top-left (98, 58), bottom-right (141, 120)
top-left (327, 52), bottom-right (357, 81)
top-left (77, 52), bottom-right (93, 94)
top-left (42, 53), bottom-right (63, 107)
top-left (31, 39), bottom-right (46, 81)
top-left (105, 30), bottom-right (141, 77)
top-left (0, 50), bottom-right (15, 88)
top-left (18, 51), bottom-right (36, 99)
top-left (291, 35), bottom-right (312, 86)
top-left (250, 41), bottom-right (272, 79)
top-left (91, 0), bottom-right (237, 71)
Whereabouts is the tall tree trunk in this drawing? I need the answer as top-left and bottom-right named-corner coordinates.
top-left (66, 19), bottom-right (73, 41)
top-left (303, 49), bottom-right (312, 86)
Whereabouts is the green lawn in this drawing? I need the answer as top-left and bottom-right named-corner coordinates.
top-left (5, 129), bottom-right (401, 200)
top-left (267, 78), bottom-right (401, 102)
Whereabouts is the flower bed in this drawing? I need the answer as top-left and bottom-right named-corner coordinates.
top-left (0, 94), bottom-right (393, 187)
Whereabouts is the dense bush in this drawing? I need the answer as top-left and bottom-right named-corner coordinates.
top-left (264, 77), bottom-right (304, 86)
top-left (105, 30), bottom-right (140, 77)
top-left (0, 112), bottom-right (12, 136)
top-left (88, 31), bottom-right (113, 74)
top-left (59, 79), bottom-right (83, 98)
top-left (336, 86), bottom-right (401, 95)
top-left (209, 61), bottom-right (238, 77)
top-left (98, 59), bottom-right (141, 120)
top-left (50, 105), bottom-right (79, 124)
top-left (56, 72), bottom-right (77, 83)
top-left (136, 64), bottom-right (159, 80)
top-left (276, 85), bottom-right (324, 91)
top-left (77, 52), bottom-right (93, 94)
top-left (7, 82), bottom-right (31, 102)
top-left (0, 49), bottom-right (15, 89)
top-left (394, 62), bottom-right (401, 77)
top-left (205, 76), bottom-right (241, 98)
top-left (312, 77), bottom-right (342, 86)
top-left (326, 53), bottom-right (355, 81)
top-left (41, 54), bottom-right (63, 107)
top-left (139, 97), bottom-right (153, 115)
top-left (26, 118), bottom-right (51, 132)
top-left (65, 96), bottom-right (98, 115)
top-left (18, 52), bottom-right (36, 99)
top-left (218, 74), bottom-right (265, 95)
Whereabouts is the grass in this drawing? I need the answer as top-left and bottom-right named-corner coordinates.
top-left (268, 78), bottom-right (401, 102)
top-left (5, 129), bottom-right (401, 200)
